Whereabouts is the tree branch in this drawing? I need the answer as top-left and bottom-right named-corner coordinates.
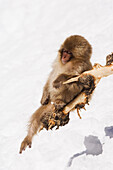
top-left (63, 62), bottom-right (113, 115)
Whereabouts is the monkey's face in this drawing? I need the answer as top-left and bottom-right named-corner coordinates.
top-left (59, 35), bottom-right (92, 63)
top-left (61, 49), bottom-right (73, 64)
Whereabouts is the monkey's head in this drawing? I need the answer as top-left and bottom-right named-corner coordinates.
top-left (58, 35), bottom-right (92, 65)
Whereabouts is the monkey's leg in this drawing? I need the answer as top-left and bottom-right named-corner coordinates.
top-left (19, 119), bottom-right (40, 154)
top-left (19, 107), bottom-right (44, 154)
top-left (53, 74), bottom-right (80, 111)
top-left (53, 83), bottom-right (83, 112)
top-left (19, 104), bottom-right (54, 154)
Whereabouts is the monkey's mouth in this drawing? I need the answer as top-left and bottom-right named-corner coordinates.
top-left (61, 56), bottom-right (72, 64)
top-left (61, 58), bottom-right (67, 64)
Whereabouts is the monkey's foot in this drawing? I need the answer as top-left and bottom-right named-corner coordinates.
top-left (54, 100), bottom-right (66, 112)
top-left (106, 53), bottom-right (113, 65)
top-left (19, 136), bottom-right (32, 154)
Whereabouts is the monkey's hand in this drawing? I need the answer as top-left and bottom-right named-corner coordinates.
top-left (106, 53), bottom-right (113, 65)
top-left (78, 74), bottom-right (95, 95)
top-left (53, 100), bottom-right (66, 112)
top-left (19, 136), bottom-right (32, 154)
top-left (41, 92), bottom-right (50, 105)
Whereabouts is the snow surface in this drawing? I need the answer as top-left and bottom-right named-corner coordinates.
top-left (0, 0), bottom-right (113, 170)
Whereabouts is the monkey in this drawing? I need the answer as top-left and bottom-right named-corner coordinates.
top-left (19, 35), bottom-right (93, 154)
top-left (41, 35), bottom-right (92, 110)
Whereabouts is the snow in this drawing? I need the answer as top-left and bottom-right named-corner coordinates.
top-left (0, 0), bottom-right (113, 169)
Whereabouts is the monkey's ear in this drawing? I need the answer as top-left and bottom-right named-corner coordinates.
top-left (58, 44), bottom-right (64, 53)
top-left (58, 49), bottom-right (62, 53)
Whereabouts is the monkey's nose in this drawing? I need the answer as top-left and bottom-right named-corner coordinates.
top-left (63, 53), bottom-right (67, 58)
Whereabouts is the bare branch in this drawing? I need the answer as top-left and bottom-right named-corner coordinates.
top-left (63, 63), bottom-right (113, 115)
top-left (63, 63), bottom-right (113, 84)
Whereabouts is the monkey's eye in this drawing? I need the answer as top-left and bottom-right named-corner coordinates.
top-left (67, 51), bottom-right (72, 55)
top-left (62, 49), bottom-right (72, 55)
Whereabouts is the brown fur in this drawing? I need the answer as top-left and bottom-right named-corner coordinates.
top-left (41, 35), bottom-right (92, 109)
top-left (19, 103), bottom-right (54, 153)
top-left (19, 35), bottom-right (92, 153)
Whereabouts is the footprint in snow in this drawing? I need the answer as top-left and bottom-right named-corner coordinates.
top-left (67, 135), bottom-right (103, 167)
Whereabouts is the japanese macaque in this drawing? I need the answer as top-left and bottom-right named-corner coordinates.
top-left (19, 35), bottom-right (92, 154)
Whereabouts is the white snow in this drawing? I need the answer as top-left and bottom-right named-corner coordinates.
top-left (0, 0), bottom-right (113, 170)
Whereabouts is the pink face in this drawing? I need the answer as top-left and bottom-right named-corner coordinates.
top-left (61, 49), bottom-right (72, 64)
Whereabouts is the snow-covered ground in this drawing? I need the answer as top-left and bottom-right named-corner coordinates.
top-left (0, 0), bottom-right (113, 169)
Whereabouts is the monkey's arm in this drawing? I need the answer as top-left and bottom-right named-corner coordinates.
top-left (41, 79), bottom-right (50, 105)
top-left (53, 74), bottom-right (77, 88)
